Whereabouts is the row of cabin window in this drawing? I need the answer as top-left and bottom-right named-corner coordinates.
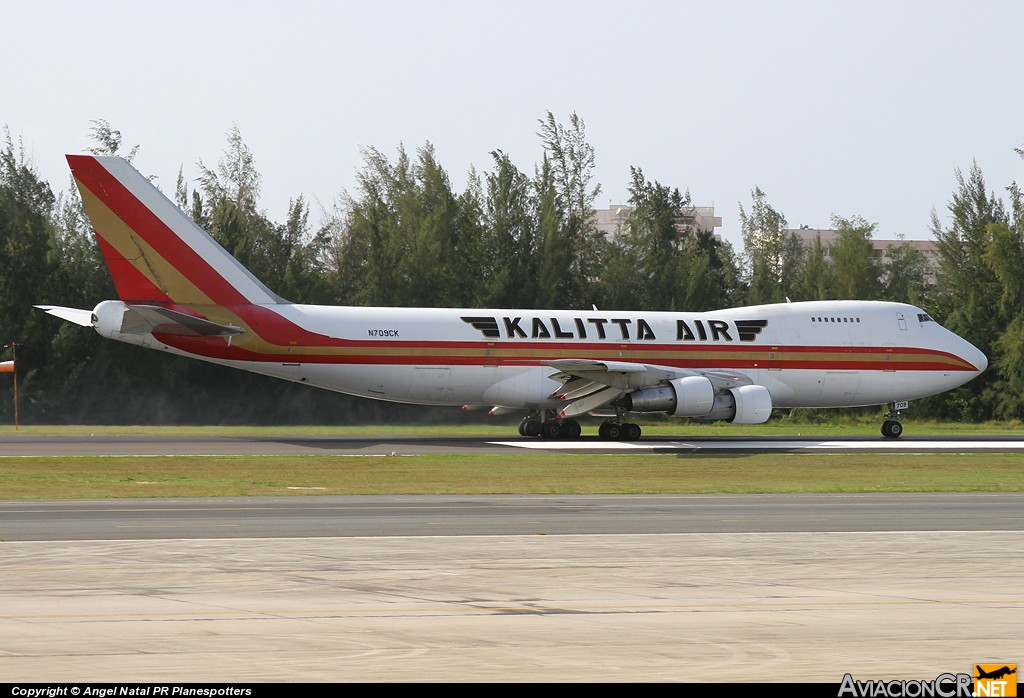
top-left (810, 317), bottom-right (861, 323)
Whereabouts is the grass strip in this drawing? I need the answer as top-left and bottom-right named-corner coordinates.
top-left (1, 419), bottom-right (1021, 438)
top-left (0, 452), bottom-right (1022, 498)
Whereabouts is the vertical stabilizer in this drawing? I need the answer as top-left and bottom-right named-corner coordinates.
top-left (67, 155), bottom-right (285, 306)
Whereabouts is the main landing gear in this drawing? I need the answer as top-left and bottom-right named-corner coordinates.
top-left (517, 410), bottom-right (643, 441)
top-left (598, 420), bottom-right (641, 441)
top-left (597, 405), bottom-right (642, 440)
top-left (881, 401), bottom-right (906, 439)
top-left (518, 411), bottom-right (583, 439)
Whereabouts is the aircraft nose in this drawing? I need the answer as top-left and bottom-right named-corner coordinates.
top-left (962, 339), bottom-right (988, 374)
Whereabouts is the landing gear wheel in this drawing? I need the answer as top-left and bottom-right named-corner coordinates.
top-left (561, 419), bottom-right (582, 439)
top-left (520, 419), bottom-right (541, 437)
top-left (540, 419), bottom-right (562, 439)
top-left (599, 420), bottom-right (641, 440)
top-left (881, 420), bottom-right (903, 439)
top-left (881, 402), bottom-right (906, 439)
top-left (623, 423), bottom-right (642, 441)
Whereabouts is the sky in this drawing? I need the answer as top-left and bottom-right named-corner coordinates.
top-left (3, 0), bottom-right (1022, 250)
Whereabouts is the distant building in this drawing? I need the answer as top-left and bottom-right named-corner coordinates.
top-left (593, 204), bottom-right (723, 241)
top-left (789, 226), bottom-right (941, 282)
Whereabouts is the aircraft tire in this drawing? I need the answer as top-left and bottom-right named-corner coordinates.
top-left (605, 423), bottom-right (622, 440)
top-left (540, 420), bottom-right (562, 439)
top-left (623, 423), bottom-right (642, 441)
top-left (561, 419), bottom-right (582, 439)
top-left (522, 419), bottom-right (541, 437)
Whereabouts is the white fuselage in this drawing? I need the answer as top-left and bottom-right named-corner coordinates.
top-left (103, 299), bottom-right (987, 413)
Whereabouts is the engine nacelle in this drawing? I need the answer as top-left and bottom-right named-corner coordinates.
top-left (91, 300), bottom-right (128, 339)
top-left (616, 379), bottom-right (773, 424)
top-left (726, 384), bottom-right (773, 424)
top-left (614, 378), bottom-right (712, 415)
top-left (615, 376), bottom-right (714, 417)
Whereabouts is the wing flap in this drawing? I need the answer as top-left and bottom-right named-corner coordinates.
top-left (560, 380), bottom-right (608, 401)
top-left (558, 385), bottom-right (624, 419)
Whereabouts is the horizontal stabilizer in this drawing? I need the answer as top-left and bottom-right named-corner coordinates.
top-left (36, 302), bottom-right (244, 338)
top-left (120, 305), bottom-right (245, 337)
top-left (35, 305), bottom-right (93, 327)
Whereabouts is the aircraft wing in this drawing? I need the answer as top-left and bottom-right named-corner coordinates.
top-left (542, 358), bottom-right (754, 418)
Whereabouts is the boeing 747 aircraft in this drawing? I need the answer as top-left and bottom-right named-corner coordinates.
top-left (38, 155), bottom-right (987, 439)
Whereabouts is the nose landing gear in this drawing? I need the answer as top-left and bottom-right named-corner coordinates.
top-left (881, 401), bottom-right (907, 439)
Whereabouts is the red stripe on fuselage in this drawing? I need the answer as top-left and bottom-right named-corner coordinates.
top-left (153, 333), bottom-right (977, 372)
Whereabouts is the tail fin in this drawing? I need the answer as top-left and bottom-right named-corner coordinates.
top-left (67, 155), bottom-right (284, 307)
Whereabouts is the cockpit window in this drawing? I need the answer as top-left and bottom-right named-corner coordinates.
top-left (918, 313), bottom-right (934, 323)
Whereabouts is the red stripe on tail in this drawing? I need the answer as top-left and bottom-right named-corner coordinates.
top-left (68, 155), bottom-right (252, 307)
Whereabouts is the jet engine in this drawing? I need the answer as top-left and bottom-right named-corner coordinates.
top-left (614, 377), bottom-right (772, 424)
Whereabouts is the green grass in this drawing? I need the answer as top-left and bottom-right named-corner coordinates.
top-left (2, 421), bottom-right (1022, 499)
top-left (0, 452), bottom-right (1022, 498)
top-left (1, 418), bottom-right (1022, 438)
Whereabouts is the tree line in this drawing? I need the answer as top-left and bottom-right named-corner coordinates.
top-left (0, 117), bottom-right (1020, 424)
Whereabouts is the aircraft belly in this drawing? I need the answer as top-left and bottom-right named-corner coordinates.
top-left (260, 362), bottom-right (556, 407)
top-left (481, 366), bottom-right (560, 408)
top-left (135, 343), bottom-right (559, 407)
top-left (854, 371), bottom-right (970, 404)
top-left (769, 369), bottom-right (970, 408)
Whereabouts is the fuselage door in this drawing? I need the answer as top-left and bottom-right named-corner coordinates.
top-left (823, 371), bottom-right (861, 403)
top-left (408, 367), bottom-right (452, 402)
top-left (897, 313), bottom-right (907, 331)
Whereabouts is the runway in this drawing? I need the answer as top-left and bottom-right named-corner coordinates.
top-left (3, 432), bottom-right (1022, 682)
top-left (5, 433), bottom-right (1024, 456)
top-left (3, 493), bottom-right (1024, 541)
top-left (1, 494), bottom-right (1022, 682)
